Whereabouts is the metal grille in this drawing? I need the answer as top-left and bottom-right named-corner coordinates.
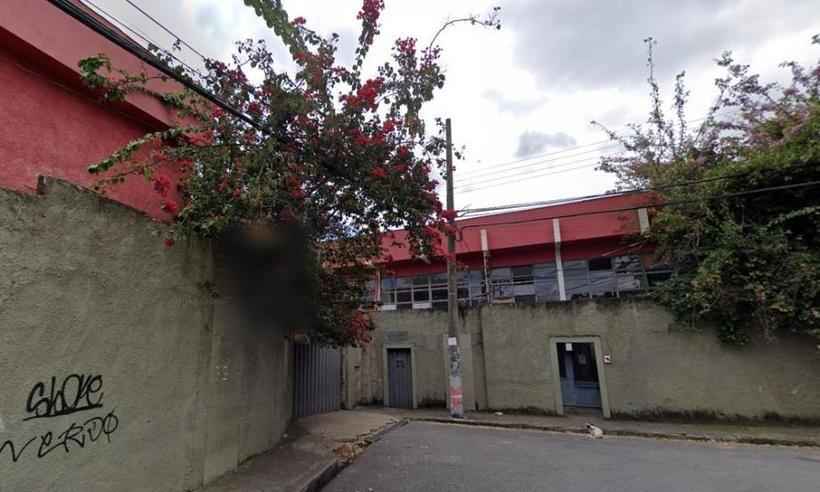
top-left (293, 344), bottom-right (342, 418)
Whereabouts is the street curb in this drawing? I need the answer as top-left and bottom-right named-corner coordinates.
top-left (298, 419), bottom-right (407, 492)
top-left (299, 459), bottom-right (342, 492)
top-left (410, 416), bottom-right (820, 448)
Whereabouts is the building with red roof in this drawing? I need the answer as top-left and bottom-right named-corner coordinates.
top-left (0, 0), bottom-right (185, 219)
top-left (370, 192), bottom-right (665, 310)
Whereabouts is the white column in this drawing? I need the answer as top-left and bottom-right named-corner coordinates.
top-left (638, 208), bottom-right (650, 233)
top-left (553, 218), bottom-right (567, 301)
top-left (480, 229), bottom-right (491, 303)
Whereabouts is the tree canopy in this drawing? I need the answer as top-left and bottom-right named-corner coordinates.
top-left (79, 0), bottom-right (500, 345)
top-left (597, 36), bottom-right (820, 345)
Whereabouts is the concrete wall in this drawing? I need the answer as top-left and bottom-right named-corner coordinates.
top-left (345, 309), bottom-right (483, 411)
top-left (352, 300), bottom-right (820, 420)
top-left (0, 178), bottom-right (293, 491)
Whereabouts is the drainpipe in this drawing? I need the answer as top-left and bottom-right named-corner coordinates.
top-left (553, 219), bottom-right (567, 301)
top-left (480, 229), bottom-right (491, 303)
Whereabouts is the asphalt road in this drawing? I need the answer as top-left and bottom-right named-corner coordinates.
top-left (323, 422), bottom-right (820, 492)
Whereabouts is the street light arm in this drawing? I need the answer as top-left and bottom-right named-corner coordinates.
top-left (426, 7), bottom-right (502, 53)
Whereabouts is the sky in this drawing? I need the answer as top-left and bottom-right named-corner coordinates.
top-left (82, 0), bottom-right (819, 210)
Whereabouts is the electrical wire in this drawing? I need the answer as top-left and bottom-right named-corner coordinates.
top-left (80, 0), bottom-right (206, 80)
top-left (123, 0), bottom-right (209, 60)
top-left (458, 115), bottom-right (717, 183)
top-left (46, 0), bottom-right (350, 181)
top-left (462, 140), bottom-right (614, 175)
top-left (456, 142), bottom-right (621, 183)
top-left (457, 180), bottom-right (820, 231)
top-left (459, 160), bottom-right (820, 215)
top-left (456, 157), bottom-right (606, 193)
top-left (48, 0), bottom-right (252, 123)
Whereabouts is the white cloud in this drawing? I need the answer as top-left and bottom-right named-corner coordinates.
top-left (515, 131), bottom-right (576, 157)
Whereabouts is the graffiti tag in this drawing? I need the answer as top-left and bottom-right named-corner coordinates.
top-left (1, 410), bottom-right (119, 463)
top-left (24, 374), bottom-right (104, 421)
top-left (1, 374), bottom-right (119, 464)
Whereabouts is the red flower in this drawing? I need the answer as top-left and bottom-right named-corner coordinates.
top-left (393, 163), bottom-right (408, 173)
top-left (382, 119), bottom-right (397, 133)
top-left (356, 0), bottom-right (384, 24)
top-left (218, 176), bottom-right (233, 193)
top-left (161, 199), bottom-right (180, 216)
top-left (232, 188), bottom-right (242, 199)
top-left (292, 16), bottom-right (306, 25)
top-left (354, 133), bottom-right (369, 146)
top-left (422, 225), bottom-right (439, 238)
top-left (247, 101), bottom-right (262, 115)
top-left (212, 107), bottom-right (224, 119)
top-left (228, 69), bottom-right (247, 83)
top-left (343, 77), bottom-right (384, 111)
top-left (346, 310), bottom-right (373, 344)
top-left (441, 208), bottom-right (457, 221)
top-left (396, 37), bottom-right (417, 57)
top-left (370, 166), bottom-right (388, 179)
top-left (187, 131), bottom-right (213, 146)
top-left (152, 174), bottom-right (172, 197)
top-left (163, 238), bottom-right (175, 248)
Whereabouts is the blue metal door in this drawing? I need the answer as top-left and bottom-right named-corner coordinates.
top-left (387, 349), bottom-right (413, 408)
top-left (558, 342), bottom-right (601, 409)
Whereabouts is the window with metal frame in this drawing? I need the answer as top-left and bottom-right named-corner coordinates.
top-left (490, 267), bottom-right (514, 302)
top-left (533, 262), bottom-right (560, 302)
top-left (430, 273), bottom-right (448, 310)
top-left (563, 260), bottom-right (591, 299)
top-left (512, 265), bottom-right (536, 303)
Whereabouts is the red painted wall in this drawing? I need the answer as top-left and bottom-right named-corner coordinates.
top-left (0, 0), bottom-right (185, 220)
top-left (380, 193), bottom-right (653, 278)
top-left (382, 193), bottom-right (652, 264)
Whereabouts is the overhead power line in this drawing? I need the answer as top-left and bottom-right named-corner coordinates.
top-left (49, 0), bottom-right (256, 125)
top-left (465, 139), bottom-right (614, 173)
top-left (122, 0), bottom-right (209, 60)
top-left (47, 0), bottom-right (351, 181)
top-left (80, 0), bottom-right (206, 80)
top-left (458, 180), bottom-right (820, 231)
top-left (458, 115), bottom-right (719, 184)
top-left (456, 157), bottom-right (606, 193)
top-left (457, 142), bottom-right (621, 182)
top-left (460, 159), bottom-right (820, 216)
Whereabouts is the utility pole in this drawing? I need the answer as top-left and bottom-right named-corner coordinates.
top-left (445, 118), bottom-right (464, 418)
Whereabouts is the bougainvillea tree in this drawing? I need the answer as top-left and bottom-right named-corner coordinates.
top-left (79, 0), bottom-right (500, 345)
top-left (595, 36), bottom-right (820, 345)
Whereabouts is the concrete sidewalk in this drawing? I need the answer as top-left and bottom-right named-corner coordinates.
top-left (197, 411), bottom-right (400, 492)
top-left (372, 407), bottom-right (820, 447)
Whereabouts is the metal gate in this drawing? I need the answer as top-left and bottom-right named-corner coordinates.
top-left (294, 344), bottom-right (342, 418)
top-left (387, 348), bottom-right (413, 408)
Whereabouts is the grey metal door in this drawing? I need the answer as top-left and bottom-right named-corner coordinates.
top-left (387, 348), bottom-right (413, 408)
top-left (558, 342), bottom-right (601, 409)
top-left (294, 344), bottom-right (341, 418)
